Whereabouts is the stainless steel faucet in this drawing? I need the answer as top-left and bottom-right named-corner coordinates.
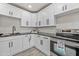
top-left (12, 25), bottom-right (16, 34)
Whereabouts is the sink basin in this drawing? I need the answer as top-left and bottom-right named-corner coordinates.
top-left (10, 32), bottom-right (21, 35)
top-left (0, 32), bottom-right (21, 37)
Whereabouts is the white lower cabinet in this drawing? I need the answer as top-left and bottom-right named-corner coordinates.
top-left (0, 36), bottom-right (24, 56)
top-left (30, 34), bottom-right (36, 48)
top-left (10, 36), bottom-right (23, 55)
top-left (0, 34), bottom-right (50, 56)
top-left (40, 36), bottom-right (50, 56)
top-left (0, 40), bottom-right (10, 56)
top-left (22, 34), bottom-right (35, 50)
top-left (22, 35), bottom-right (30, 50)
top-left (35, 35), bottom-right (50, 56)
top-left (35, 35), bottom-right (41, 50)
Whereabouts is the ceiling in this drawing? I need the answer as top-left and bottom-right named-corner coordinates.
top-left (10, 3), bottom-right (51, 13)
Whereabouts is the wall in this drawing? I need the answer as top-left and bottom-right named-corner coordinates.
top-left (0, 15), bottom-right (33, 34)
top-left (56, 11), bottom-right (79, 29)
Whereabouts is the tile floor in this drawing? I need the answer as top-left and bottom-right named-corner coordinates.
top-left (15, 47), bottom-right (46, 56)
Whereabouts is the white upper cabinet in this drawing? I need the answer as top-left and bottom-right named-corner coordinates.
top-left (30, 13), bottom-right (37, 27)
top-left (54, 3), bottom-right (66, 15)
top-left (54, 3), bottom-right (79, 15)
top-left (46, 4), bottom-right (55, 26)
top-left (0, 3), bottom-right (11, 16)
top-left (21, 12), bottom-right (37, 27)
top-left (21, 10), bottom-right (31, 27)
top-left (0, 3), bottom-right (22, 18)
top-left (37, 12), bottom-right (44, 27)
top-left (8, 4), bottom-right (22, 18)
top-left (37, 4), bottom-right (55, 27)
top-left (65, 3), bottom-right (79, 12)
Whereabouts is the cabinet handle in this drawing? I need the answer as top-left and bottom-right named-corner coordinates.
top-left (39, 21), bottom-right (40, 26)
top-left (47, 19), bottom-right (49, 25)
top-left (11, 42), bottom-right (13, 47)
top-left (12, 12), bottom-right (13, 15)
top-left (12, 42), bottom-right (13, 47)
top-left (29, 36), bottom-right (31, 42)
top-left (9, 42), bottom-right (10, 48)
top-left (11, 12), bottom-right (13, 15)
top-left (62, 6), bottom-right (64, 11)
top-left (40, 40), bottom-right (43, 45)
top-left (9, 11), bottom-right (11, 15)
top-left (65, 5), bottom-right (67, 10)
top-left (26, 21), bottom-right (28, 26)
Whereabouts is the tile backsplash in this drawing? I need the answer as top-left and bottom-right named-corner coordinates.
top-left (56, 11), bottom-right (79, 29)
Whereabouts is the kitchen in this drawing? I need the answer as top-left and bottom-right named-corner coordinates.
top-left (0, 3), bottom-right (79, 56)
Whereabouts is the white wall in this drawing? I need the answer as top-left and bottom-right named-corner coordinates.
top-left (0, 15), bottom-right (33, 34)
top-left (56, 12), bottom-right (79, 29)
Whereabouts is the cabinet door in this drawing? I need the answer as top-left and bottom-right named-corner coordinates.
top-left (49, 13), bottom-right (55, 26)
top-left (43, 13), bottom-right (48, 26)
top-left (21, 11), bottom-right (31, 27)
top-left (27, 13), bottom-right (32, 27)
top-left (0, 3), bottom-right (10, 16)
top-left (9, 5), bottom-right (22, 18)
top-left (30, 13), bottom-right (37, 27)
top-left (30, 34), bottom-right (36, 48)
top-left (67, 3), bottom-right (79, 11)
top-left (48, 4), bottom-right (55, 26)
top-left (35, 35), bottom-right (42, 50)
top-left (41, 36), bottom-right (50, 55)
top-left (0, 40), bottom-right (10, 56)
top-left (10, 36), bottom-right (23, 55)
top-left (0, 3), bottom-right (22, 18)
top-left (21, 11), bottom-right (28, 26)
top-left (22, 35), bottom-right (30, 50)
top-left (54, 3), bottom-right (66, 15)
top-left (36, 35), bottom-right (50, 55)
top-left (37, 12), bottom-right (44, 27)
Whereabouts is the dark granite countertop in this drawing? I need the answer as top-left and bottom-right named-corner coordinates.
top-left (0, 32), bottom-right (37, 37)
top-left (1, 32), bottom-right (79, 42)
top-left (0, 32), bottom-right (79, 43)
top-left (37, 32), bottom-right (79, 42)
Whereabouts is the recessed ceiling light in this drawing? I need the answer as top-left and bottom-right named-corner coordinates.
top-left (28, 5), bottom-right (32, 8)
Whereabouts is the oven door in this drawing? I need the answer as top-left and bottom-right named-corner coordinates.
top-left (50, 40), bottom-right (65, 56)
top-left (50, 40), bottom-right (76, 56)
top-left (54, 40), bottom-right (66, 56)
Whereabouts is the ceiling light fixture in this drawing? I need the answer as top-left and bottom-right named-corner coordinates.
top-left (28, 5), bottom-right (32, 8)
